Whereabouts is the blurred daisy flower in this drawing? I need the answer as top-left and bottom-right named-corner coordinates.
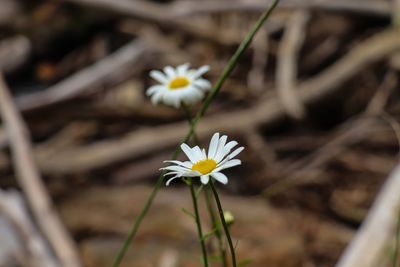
top-left (146, 63), bottom-right (211, 108)
top-left (162, 133), bottom-right (244, 186)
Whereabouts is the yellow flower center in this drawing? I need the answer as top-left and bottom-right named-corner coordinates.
top-left (169, 77), bottom-right (190, 90)
top-left (191, 159), bottom-right (217, 175)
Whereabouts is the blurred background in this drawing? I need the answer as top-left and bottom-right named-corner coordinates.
top-left (0, 0), bottom-right (399, 266)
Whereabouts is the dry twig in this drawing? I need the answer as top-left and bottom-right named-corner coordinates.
top-left (65, 0), bottom-right (390, 19)
top-left (173, 0), bottom-right (390, 18)
top-left (15, 39), bottom-right (150, 111)
top-left (276, 10), bottom-right (309, 120)
top-left (0, 36), bottom-right (31, 73)
top-left (32, 29), bottom-right (400, 174)
top-left (0, 74), bottom-right (82, 267)
top-left (264, 70), bottom-right (398, 195)
top-left (0, 189), bottom-right (59, 267)
top-left (335, 163), bottom-right (400, 267)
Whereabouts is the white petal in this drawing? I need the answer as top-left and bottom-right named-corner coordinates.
top-left (214, 135), bottom-right (228, 161)
top-left (208, 133), bottom-right (220, 158)
top-left (200, 175), bottom-right (210, 184)
top-left (183, 170), bottom-right (202, 177)
top-left (150, 70), bottom-right (168, 84)
top-left (181, 143), bottom-right (198, 163)
top-left (228, 146), bottom-right (244, 159)
top-left (164, 171), bottom-right (180, 176)
top-left (214, 159), bottom-right (241, 172)
top-left (177, 63), bottom-right (190, 76)
top-left (146, 85), bottom-right (163, 96)
top-left (161, 165), bottom-right (189, 172)
top-left (193, 79), bottom-right (211, 90)
top-left (166, 175), bottom-right (182, 186)
top-left (215, 140), bottom-right (238, 162)
top-left (163, 160), bottom-right (192, 169)
top-left (192, 65), bottom-right (210, 78)
top-left (211, 172), bottom-right (228, 184)
top-left (151, 91), bottom-right (163, 105)
top-left (182, 88), bottom-right (204, 105)
top-left (202, 148), bottom-right (207, 158)
top-left (192, 146), bottom-right (205, 161)
top-left (164, 66), bottom-right (176, 78)
top-left (173, 97), bottom-right (181, 108)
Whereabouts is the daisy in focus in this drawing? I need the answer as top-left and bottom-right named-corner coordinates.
top-left (162, 133), bottom-right (244, 186)
top-left (146, 63), bottom-right (211, 108)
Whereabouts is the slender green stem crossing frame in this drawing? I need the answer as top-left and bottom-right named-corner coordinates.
top-left (209, 181), bottom-right (237, 267)
top-left (205, 187), bottom-right (228, 267)
top-left (189, 179), bottom-right (209, 267)
top-left (393, 211), bottom-right (400, 267)
top-left (112, 1), bottom-right (280, 266)
top-left (183, 103), bottom-right (227, 267)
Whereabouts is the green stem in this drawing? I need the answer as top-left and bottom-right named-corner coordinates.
top-left (182, 103), bottom-right (201, 145)
top-left (184, 103), bottom-right (226, 267)
top-left (189, 179), bottom-right (209, 267)
top-left (209, 181), bottom-right (237, 267)
top-left (112, 1), bottom-right (279, 266)
top-left (393, 211), bottom-right (400, 267)
top-left (205, 187), bottom-right (228, 267)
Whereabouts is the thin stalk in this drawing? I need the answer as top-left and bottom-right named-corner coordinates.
top-left (205, 187), bottom-right (228, 267)
top-left (182, 103), bottom-right (201, 145)
top-left (184, 103), bottom-right (226, 266)
top-left (209, 181), bottom-right (237, 267)
top-left (189, 179), bottom-right (209, 267)
top-left (393, 211), bottom-right (400, 267)
top-left (184, 103), bottom-right (227, 267)
top-left (112, 1), bottom-right (279, 266)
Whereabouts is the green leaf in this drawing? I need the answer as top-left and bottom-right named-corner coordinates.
top-left (181, 208), bottom-right (195, 220)
top-left (238, 258), bottom-right (253, 267)
top-left (201, 228), bottom-right (217, 241)
top-left (209, 254), bottom-right (223, 262)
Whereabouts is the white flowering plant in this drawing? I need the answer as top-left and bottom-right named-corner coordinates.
top-left (112, 1), bottom-right (280, 267)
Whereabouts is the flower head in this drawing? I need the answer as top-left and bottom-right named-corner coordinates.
top-left (146, 63), bottom-right (211, 108)
top-left (162, 133), bottom-right (244, 185)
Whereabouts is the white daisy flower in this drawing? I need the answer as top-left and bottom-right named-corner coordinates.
top-left (162, 133), bottom-right (244, 186)
top-left (146, 63), bottom-right (211, 108)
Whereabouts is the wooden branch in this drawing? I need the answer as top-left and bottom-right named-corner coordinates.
top-left (0, 189), bottom-right (59, 267)
top-left (173, 0), bottom-right (390, 18)
top-left (65, 0), bottom-right (390, 19)
top-left (264, 70), bottom-right (398, 195)
top-left (0, 36), bottom-right (31, 73)
top-left (247, 27), bottom-right (268, 94)
top-left (64, 0), bottom-right (242, 46)
top-left (0, 74), bottom-right (82, 267)
top-left (15, 39), bottom-right (149, 111)
top-left (276, 10), bottom-right (308, 120)
top-left (35, 29), bottom-right (400, 174)
top-left (335, 163), bottom-right (400, 267)
top-left (0, 0), bottom-right (20, 26)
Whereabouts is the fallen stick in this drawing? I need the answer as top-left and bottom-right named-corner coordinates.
top-left (35, 29), bottom-right (400, 174)
top-left (0, 189), bottom-right (59, 267)
top-left (15, 39), bottom-right (149, 111)
top-left (276, 9), bottom-right (308, 120)
top-left (0, 36), bottom-right (31, 73)
top-left (0, 74), bottom-right (82, 267)
top-left (65, 0), bottom-right (390, 19)
top-left (64, 0), bottom-right (242, 46)
top-left (335, 162), bottom-right (400, 267)
top-left (173, 0), bottom-right (390, 17)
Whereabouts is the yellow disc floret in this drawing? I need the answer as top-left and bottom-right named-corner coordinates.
top-left (169, 77), bottom-right (190, 90)
top-left (191, 159), bottom-right (217, 175)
